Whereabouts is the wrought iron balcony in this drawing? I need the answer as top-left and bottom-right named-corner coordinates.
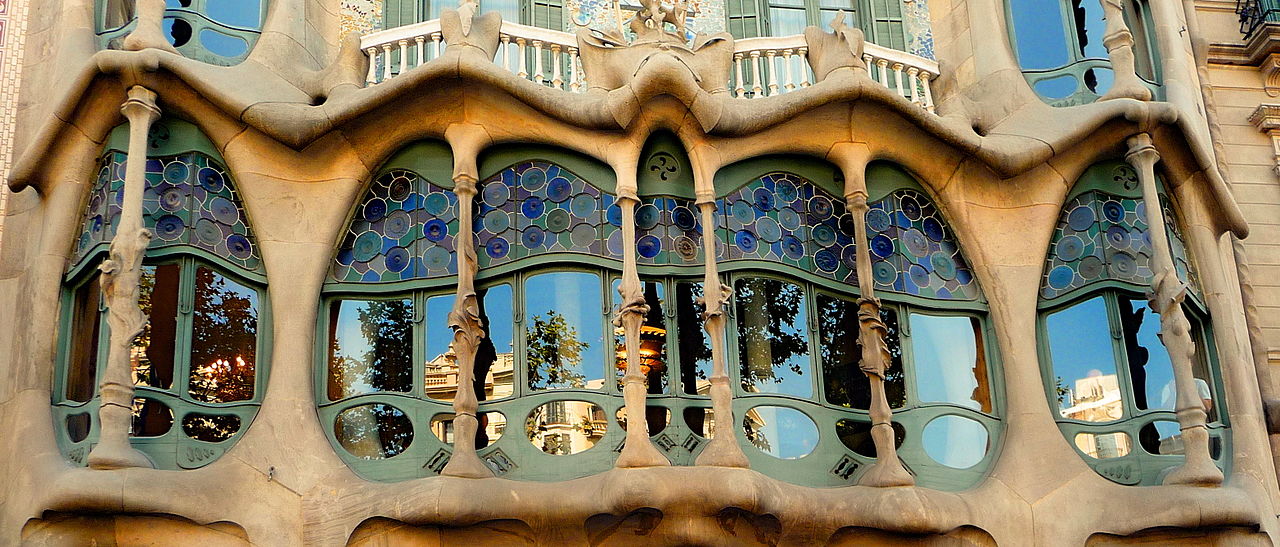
top-left (1238, 0), bottom-right (1280, 40)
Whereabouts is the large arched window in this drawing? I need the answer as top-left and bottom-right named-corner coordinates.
top-left (55, 118), bottom-right (268, 469)
top-left (97, 0), bottom-right (267, 64)
top-left (727, 0), bottom-right (905, 49)
top-left (1006, 0), bottom-right (1159, 105)
top-left (1037, 160), bottom-right (1228, 485)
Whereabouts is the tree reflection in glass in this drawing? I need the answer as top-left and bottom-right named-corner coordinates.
top-left (422, 294), bottom-right (459, 401)
top-left (910, 313), bottom-right (990, 412)
top-left (817, 293), bottom-right (904, 409)
top-left (334, 403), bottom-right (414, 459)
top-left (735, 277), bottom-right (811, 397)
top-left (612, 280), bottom-right (668, 394)
top-left (676, 282), bottom-right (713, 396)
top-left (134, 264), bottom-right (180, 389)
top-left (328, 298), bottom-right (413, 400)
top-left (525, 273), bottom-right (604, 390)
top-left (188, 268), bottom-right (258, 404)
top-left (1045, 297), bottom-right (1123, 422)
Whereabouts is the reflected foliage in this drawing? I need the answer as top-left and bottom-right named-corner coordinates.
top-left (735, 278), bottom-right (810, 395)
top-left (527, 311), bottom-right (590, 390)
top-left (189, 268), bottom-right (258, 403)
top-left (328, 299), bottom-right (413, 399)
top-left (335, 403), bottom-right (414, 459)
top-left (677, 282), bottom-right (714, 395)
top-left (818, 294), bottom-right (904, 409)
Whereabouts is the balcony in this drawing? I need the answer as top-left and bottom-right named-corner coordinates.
top-left (360, 18), bottom-right (939, 111)
top-left (1239, 0), bottom-right (1280, 39)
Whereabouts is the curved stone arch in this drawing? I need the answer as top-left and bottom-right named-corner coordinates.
top-left (54, 117), bottom-right (269, 471)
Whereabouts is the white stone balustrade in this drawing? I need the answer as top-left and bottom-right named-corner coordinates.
top-left (361, 20), bottom-right (939, 110)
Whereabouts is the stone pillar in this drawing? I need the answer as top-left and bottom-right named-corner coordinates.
top-left (693, 200), bottom-right (749, 468)
top-left (847, 192), bottom-right (913, 487)
top-left (87, 86), bottom-right (160, 470)
top-left (1125, 134), bottom-right (1221, 486)
top-left (123, 0), bottom-right (178, 53)
top-left (441, 174), bottom-right (494, 478)
top-left (1098, 0), bottom-right (1152, 101)
top-left (614, 189), bottom-right (669, 468)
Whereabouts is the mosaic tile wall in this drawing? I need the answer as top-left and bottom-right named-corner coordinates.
top-left (902, 0), bottom-right (933, 59)
top-left (0, 0), bottom-right (31, 250)
top-left (341, 0), bottom-right (384, 37)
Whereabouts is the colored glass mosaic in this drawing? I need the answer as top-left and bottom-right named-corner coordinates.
top-left (867, 189), bottom-right (978, 300)
top-left (1042, 190), bottom-right (1200, 300)
top-left (627, 196), bottom-right (709, 266)
top-left (476, 161), bottom-right (613, 268)
top-left (334, 170), bottom-right (459, 282)
top-left (718, 172), bottom-right (859, 285)
top-left (71, 151), bottom-right (262, 274)
top-left (1163, 195), bottom-right (1203, 302)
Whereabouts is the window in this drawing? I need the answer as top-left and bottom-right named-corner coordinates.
top-left (1006, 0), bottom-right (1159, 105)
top-left (383, 0), bottom-right (562, 30)
top-left (1038, 161), bottom-right (1228, 485)
top-left (95, 0), bottom-right (267, 65)
top-left (55, 119), bottom-right (267, 469)
top-left (727, 0), bottom-right (905, 48)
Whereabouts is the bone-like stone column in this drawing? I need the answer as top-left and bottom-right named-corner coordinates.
top-left (614, 187), bottom-right (669, 467)
top-left (846, 190), bottom-right (914, 487)
top-left (1126, 134), bottom-right (1221, 486)
top-left (122, 0), bottom-right (179, 54)
top-left (87, 86), bottom-right (160, 470)
top-left (1098, 0), bottom-right (1152, 101)
top-left (692, 200), bottom-right (749, 468)
top-left (441, 173), bottom-right (495, 478)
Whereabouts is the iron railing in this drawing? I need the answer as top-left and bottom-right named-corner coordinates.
top-left (1238, 0), bottom-right (1280, 40)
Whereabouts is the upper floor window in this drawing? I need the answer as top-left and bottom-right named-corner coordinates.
top-left (728, 0), bottom-right (905, 48)
top-left (97, 0), bottom-right (267, 65)
top-left (56, 119), bottom-right (268, 469)
top-left (1037, 161), bottom-right (1227, 485)
top-left (383, 0), bottom-right (565, 30)
top-left (1006, 0), bottom-right (1159, 105)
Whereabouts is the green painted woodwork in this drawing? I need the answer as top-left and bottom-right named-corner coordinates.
top-left (726, 0), bottom-right (905, 51)
top-left (638, 132), bottom-right (697, 200)
top-left (383, 0), bottom-right (562, 29)
top-left (94, 0), bottom-right (267, 66)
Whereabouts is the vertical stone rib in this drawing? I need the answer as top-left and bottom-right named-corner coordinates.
top-left (693, 200), bottom-right (749, 468)
top-left (87, 86), bottom-right (160, 470)
top-left (1098, 0), bottom-right (1152, 101)
top-left (847, 192), bottom-right (913, 487)
top-left (1126, 133), bottom-right (1222, 487)
top-left (441, 174), bottom-right (494, 478)
top-left (614, 191), bottom-right (669, 467)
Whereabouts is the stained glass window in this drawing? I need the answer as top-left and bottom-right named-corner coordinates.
top-left (476, 161), bottom-right (613, 268)
top-left (630, 197), bottom-right (709, 266)
top-left (867, 189), bottom-right (979, 300)
top-left (71, 151), bottom-right (262, 275)
top-left (333, 170), bottom-right (458, 282)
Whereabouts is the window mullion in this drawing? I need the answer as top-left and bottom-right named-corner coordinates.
top-left (513, 271), bottom-right (527, 399)
top-left (896, 302), bottom-right (919, 409)
top-left (175, 257), bottom-right (198, 402)
top-left (1103, 292), bottom-right (1136, 420)
top-left (413, 291), bottom-right (427, 400)
top-left (804, 284), bottom-right (821, 403)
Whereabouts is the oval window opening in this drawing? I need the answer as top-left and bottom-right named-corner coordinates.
top-left (526, 401), bottom-right (607, 455)
top-left (684, 407), bottom-right (715, 439)
top-left (1138, 420), bottom-right (1182, 456)
top-left (1033, 75), bottom-right (1078, 100)
top-left (66, 413), bottom-right (91, 443)
top-left (131, 397), bottom-right (174, 437)
top-left (334, 403), bottom-right (414, 459)
top-left (922, 415), bottom-right (988, 469)
top-left (1074, 431), bottom-right (1132, 459)
top-left (835, 419), bottom-right (905, 458)
top-left (743, 406), bottom-right (818, 460)
top-left (199, 29), bottom-right (249, 59)
top-left (183, 413), bottom-right (243, 443)
top-left (430, 411), bottom-right (506, 448)
top-left (616, 406), bottom-right (670, 436)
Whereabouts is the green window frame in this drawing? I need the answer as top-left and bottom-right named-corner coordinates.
top-left (382, 0), bottom-right (563, 30)
top-left (95, 0), bottom-right (268, 65)
top-left (1036, 160), bottom-right (1230, 485)
top-left (726, 0), bottom-right (905, 50)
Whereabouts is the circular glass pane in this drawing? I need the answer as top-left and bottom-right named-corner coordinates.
top-left (183, 413), bottom-right (242, 443)
top-left (334, 403), bottom-right (414, 459)
top-left (834, 419), bottom-right (905, 458)
top-left (430, 411), bottom-right (506, 448)
top-left (742, 406), bottom-right (818, 460)
top-left (526, 401), bottom-right (607, 455)
top-left (922, 415), bottom-right (988, 469)
top-left (1074, 431), bottom-right (1132, 459)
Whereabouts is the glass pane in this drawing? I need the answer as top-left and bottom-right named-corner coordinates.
top-left (922, 415), bottom-right (988, 468)
top-left (767, 6), bottom-right (807, 36)
top-left (423, 294), bottom-right (460, 401)
top-left (526, 400), bottom-right (608, 454)
top-left (183, 413), bottom-right (242, 442)
top-left (1138, 420), bottom-right (1182, 455)
top-left (910, 314), bottom-right (990, 412)
top-left (431, 411), bottom-right (506, 448)
top-left (328, 298), bottom-right (414, 400)
top-left (479, 284), bottom-right (515, 400)
top-left (1074, 431), bottom-right (1132, 459)
top-left (66, 413), bottom-right (91, 443)
top-left (685, 407), bottom-right (715, 438)
top-left (1045, 297), bottom-right (1124, 422)
top-left (1072, 0), bottom-right (1107, 58)
top-left (334, 403), bottom-right (414, 459)
top-left (189, 268), bottom-right (258, 403)
top-left (735, 277), bottom-right (811, 398)
top-left (481, 0), bottom-right (520, 23)
top-left (1084, 67), bottom-right (1114, 95)
top-left (525, 272), bottom-right (605, 390)
top-left (104, 0), bottom-right (136, 30)
top-left (198, 30), bottom-right (249, 58)
top-left (205, 0), bottom-right (262, 28)
top-left (676, 282), bottom-right (713, 395)
top-left (818, 294), bottom-right (904, 409)
top-left (834, 419), bottom-right (905, 458)
top-left (1008, 0), bottom-right (1071, 70)
top-left (1033, 75), bottom-right (1078, 99)
top-left (66, 279), bottom-right (103, 402)
top-left (613, 280), bottom-right (669, 394)
top-left (131, 397), bottom-right (173, 437)
top-left (616, 406), bottom-right (671, 436)
top-left (742, 405), bottom-right (818, 459)
top-left (135, 264), bottom-right (180, 390)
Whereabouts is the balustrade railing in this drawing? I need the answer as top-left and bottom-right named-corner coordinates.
top-left (361, 19), bottom-right (938, 110)
top-left (1238, 0), bottom-right (1280, 39)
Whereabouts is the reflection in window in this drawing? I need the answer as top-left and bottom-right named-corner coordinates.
top-left (677, 282), bottom-right (713, 396)
top-left (131, 397), bottom-right (174, 437)
top-left (613, 280), bottom-right (668, 394)
top-left (67, 413), bottom-right (92, 443)
top-left (103, 0), bottom-right (135, 31)
top-left (183, 414), bottom-right (242, 443)
top-left (835, 419), bottom-right (905, 458)
top-left (66, 279), bottom-right (103, 403)
top-left (1046, 297), bottom-right (1123, 422)
top-left (328, 299), bottom-right (413, 400)
top-left (910, 314), bottom-right (990, 412)
top-left (134, 264), bottom-right (180, 389)
top-left (525, 272), bottom-right (604, 390)
top-left (526, 401), bottom-right (607, 455)
top-left (431, 411), bottom-right (506, 448)
top-left (616, 406), bottom-right (671, 436)
top-left (736, 277), bottom-right (811, 398)
top-left (685, 407), bottom-right (715, 438)
top-left (1075, 431), bottom-right (1131, 459)
top-left (922, 414), bottom-right (988, 469)
top-left (189, 268), bottom-right (258, 403)
top-left (1138, 420), bottom-right (1182, 455)
top-left (335, 403), bottom-right (414, 460)
top-left (818, 294), bottom-right (904, 409)
top-left (477, 284), bottom-right (515, 401)
top-left (742, 406), bottom-right (818, 459)
top-left (422, 294), bottom-right (461, 401)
